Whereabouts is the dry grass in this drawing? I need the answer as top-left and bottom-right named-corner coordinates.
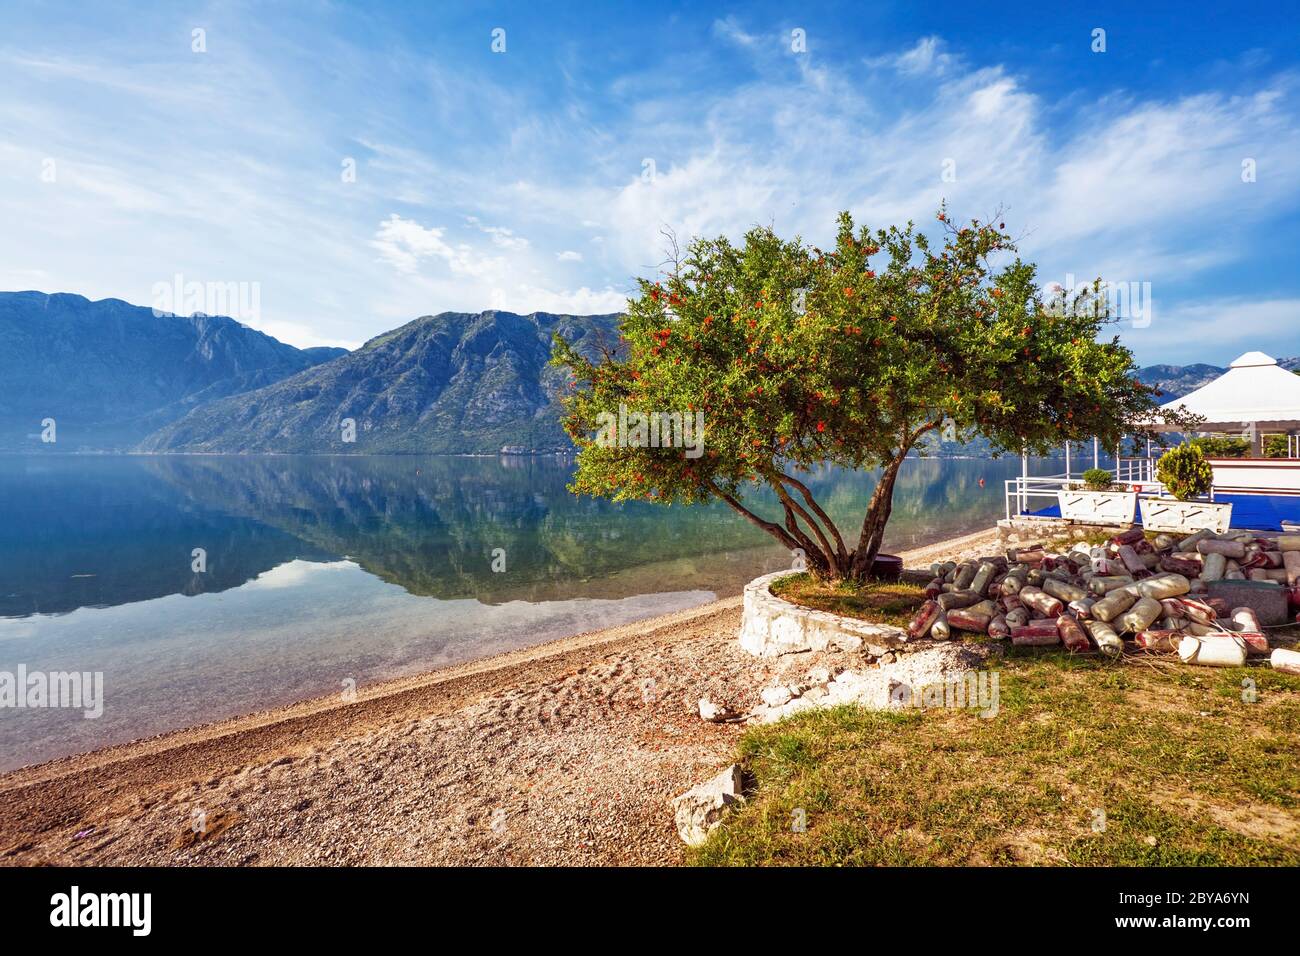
top-left (769, 573), bottom-right (927, 628)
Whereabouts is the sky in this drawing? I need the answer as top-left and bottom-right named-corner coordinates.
top-left (2, 0), bottom-right (1299, 365)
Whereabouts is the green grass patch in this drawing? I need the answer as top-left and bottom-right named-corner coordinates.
top-left (690, 653), bottom-right (1300, 866)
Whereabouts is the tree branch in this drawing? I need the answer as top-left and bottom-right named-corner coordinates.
top-left (705, 479), bottom-right (802, 553)
top-left (776, 492), bottom-right (833, 574)
top-left (776, 472), bottom-right (848, 562)
top-left (770, 475), bottom-right (840, 573)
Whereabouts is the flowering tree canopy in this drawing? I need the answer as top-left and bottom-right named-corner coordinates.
top-left (551, 209), bottom-right (1161, 581)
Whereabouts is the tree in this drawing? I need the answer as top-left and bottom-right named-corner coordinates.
top-left (1190, 435), bottom-right (1249, 459)
top-left (551, 209), bottom-right (1163, 582)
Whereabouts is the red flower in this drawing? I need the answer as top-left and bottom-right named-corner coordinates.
top-left (817, 421), bottom-right (826, 432)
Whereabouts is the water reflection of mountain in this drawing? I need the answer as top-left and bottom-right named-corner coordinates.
top-left (1, 454), bottom-right (1031, 617)
top-left (140, 455), bottom-right (783, 604)
top-left (141, 455), bottom-right (1023, 604)
top-left (0, 457), bottom-right (333, 616)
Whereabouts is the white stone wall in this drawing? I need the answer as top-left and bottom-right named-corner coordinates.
top-left (738, 570), bottom-right (909, 658)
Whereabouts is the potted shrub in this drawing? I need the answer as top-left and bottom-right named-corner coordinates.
top-left (1057, 466), bottom-right (1138, 524)
top-left (1139, 444), bottom-right (1233, 533)
top-left (1082, 467), bottom-right (1115, 490)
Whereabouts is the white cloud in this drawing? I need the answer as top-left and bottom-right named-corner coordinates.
top-left (868, 36), bottom-right (958, 76)
top-left (370, 214), bottom-right (506, 279)
top-left (1125, 297), bottom-right (1300, 362)
top-left (370, 215), bottom-right (453, 274)
top-left (5, 18), bottom-right (1300, 366)
top-left (255, 319), bottom-right (360, 352)
top-left (507, 284), bottom-right (627, 315)
top-left (466, 216), bottom-right (530, 250)
top-left (712, 16), bottom-right (760, 49)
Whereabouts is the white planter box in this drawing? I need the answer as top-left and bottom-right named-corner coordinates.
top-left (1056, 489), bottom-right (1138, 525)
top-left (1138, 497), bottom-right (1233, 534)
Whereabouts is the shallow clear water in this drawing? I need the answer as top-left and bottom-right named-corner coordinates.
top-left (0, 453), bottom-right (1054, 770)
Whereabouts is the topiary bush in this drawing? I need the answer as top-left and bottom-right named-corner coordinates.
top-left (1155, 443), bottom-right (1214, 501)
top-left (1081, 468), bottom-right (1114, 491)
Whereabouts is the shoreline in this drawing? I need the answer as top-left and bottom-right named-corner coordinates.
top-left (0, 527), bottom-right (1000, 866)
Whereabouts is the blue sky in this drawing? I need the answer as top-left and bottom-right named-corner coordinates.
top-left (2, 0), bottom-right (1299, 365)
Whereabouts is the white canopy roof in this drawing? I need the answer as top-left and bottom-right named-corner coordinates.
top-left (1152, 351), bottom-right (1300, 431)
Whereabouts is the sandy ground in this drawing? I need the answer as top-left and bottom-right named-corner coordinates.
top-left (0, 528), bottom-right (1000, 866)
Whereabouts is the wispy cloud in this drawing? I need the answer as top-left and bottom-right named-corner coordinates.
top-left (1127, 297), bottom-right (1300, 364)
top-left (0, 4), bottom-right (1297, 366)
top-left (867, 36), bottom-right (959, 76)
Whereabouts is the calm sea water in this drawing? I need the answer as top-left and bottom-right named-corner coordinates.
top-left (0, 453), bottom-right (1059, 770)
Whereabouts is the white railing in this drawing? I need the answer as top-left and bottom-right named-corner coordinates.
top-left (1115, 457), bottom-right (1155, 485)
top-left (1004, 471), bottom-right (1218, 522)
top-left (1258, 433), bottom-right (1300, 458)
top-left (1004, 474), bottom-right (1073, 521)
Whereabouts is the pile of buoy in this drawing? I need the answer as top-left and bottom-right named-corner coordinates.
top-left (908, 527), bottom-right (1300, 673)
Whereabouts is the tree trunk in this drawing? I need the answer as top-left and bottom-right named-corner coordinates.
top-left (849, 451), bottom-right (907, 580)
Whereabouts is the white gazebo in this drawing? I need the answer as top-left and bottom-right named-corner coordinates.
top-left (1005, 350), bottom-right (1300, 522)
top-left (1150, 351), bottom-right (1300, 495)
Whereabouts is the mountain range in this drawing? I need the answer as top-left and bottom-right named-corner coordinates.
top-left (1, 292), bottom-right (619, 454)
top-left (139, 308), bottom-right (619, 454)
top-left (0, 292), bottom-right (344, 451)
top-left (1137, 357), bottom-right (1300, 398)
top-left (2, 291), bottom-right (1293, 455)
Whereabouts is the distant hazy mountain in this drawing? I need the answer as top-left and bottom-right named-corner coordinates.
top-left (140, 310), bottom-right (621, 454)
top-left (0, 292), bottom-right (345, 451)
top-left (1135, 363), bottom-right (1226, 401)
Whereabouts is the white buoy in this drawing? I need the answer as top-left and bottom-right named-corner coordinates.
top-left (1179, 635), bottom-right (1247, 668)
top-left (1271, 647), bottom-right (1300, 675)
